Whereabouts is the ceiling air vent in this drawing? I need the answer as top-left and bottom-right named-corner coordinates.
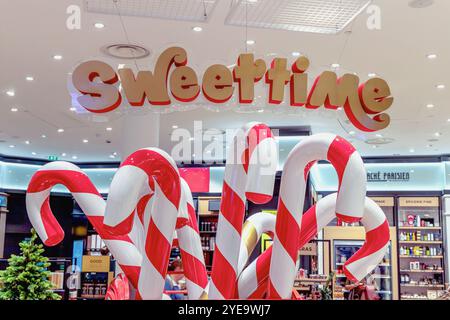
top-left (226, 0), bottom-right (371, 34)
top-left (102, 44), bottom-right (151, 59)
top-left (365, 137), bottom-right (395, 145)
top-left (85, 0), bottom-right (217, 22)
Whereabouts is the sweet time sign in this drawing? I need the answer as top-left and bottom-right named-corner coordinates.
top-left (71, 47), bottom-right (394, 132)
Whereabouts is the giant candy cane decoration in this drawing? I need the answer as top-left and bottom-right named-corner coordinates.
top-left (209, 122), bottom-right (278, 299)
top-left (25, 161), bottom-right (142, 287)
top-left (237, 193), bottom-right (390, 299)
top-left (25, 128), bottom-right (389, 300)
top-left (268, 133), bottom-right (367, 299)
top-left (175, 179), bottom-right (209, 299)
top-left (103, 148), bottom-right (181, 300)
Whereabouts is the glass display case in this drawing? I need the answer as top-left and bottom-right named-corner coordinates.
top-left (333, 240), bottom-right (393, 300)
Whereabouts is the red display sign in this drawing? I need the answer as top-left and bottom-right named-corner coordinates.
top-left (179, 168), bottom-right (210, 193)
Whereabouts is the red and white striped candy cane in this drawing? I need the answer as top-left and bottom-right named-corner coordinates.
top-left (209, 122), bottom-right (278, 299)
top-left (237, 212), bottom-right (275, 276)
top-left (103, 148), bottom-right (181, 300)
top-left (26, 161), bottom-right (142, 287)
top-left (238, 193), bottom-right (389, 299)
top-left (175, 178), bottom-right (208, 299)
top-left (268, 133), bottom-right (366, 299)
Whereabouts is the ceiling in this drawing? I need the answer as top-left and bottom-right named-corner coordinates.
top-left (1, 0), bottom-right (450, 163)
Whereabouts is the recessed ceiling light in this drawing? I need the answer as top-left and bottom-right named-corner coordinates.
top-left (427, 53), bottom-right (437, 60)
top-left (292, 51), bottom-right (301, 57)
top-left (6, 90), bottom-right (15, 97)
top-left (25, 140), bottom-right (30, 145)
top-left (9, 145), bottom-right (15, 148)
top-left (331, 63), bottom-right (340, 69)
top-left (72, 156), bottom-right (78, 160)
top-left (31, 152), bottom-right (37, 156)
top-left (83, 139), bottom-right (89, 143)
top-left (192, 26), bottom-right (203, 32)
top-left (10, 107), bottom-right (18, 112)
top-left (41, 134), bottom-right (47, 138)
top-left (409, 148), bottom-right (415, 153)
top-left (189, 137), bottom-right (194, 141)
top-left (112, 152), bottom-right (118, 156)
top-left (53, 55), bottom-right (63, 60)
top-left (106, 127), bottom-right (112, 131)
top-left (447, 118), bottom-right (450, 122)
top-left (61, 153), bottom-right (67, 157)
top-left (57, 128), bottom-right (64, 133)
top-left (70, 107), bottom-right (76, 112)
top-left (436, 84), bottom-right (445, 89)
top-left (368, 73), bottom-right (377, 78)
top-left (172, 125), bottom-right (178, 129)
top-left (26, 76), bottom-right (34, 81)
top-left (376, 134), bottom-right (383, 138)
top-left (94, 22), bottom-right (105, 29)
top-left (258, 109), bottom-right (264, 113)
top-left (246, 40), bottom-right (255, 45)
top-left (109, 154), bottom-right (116, 159)
top-left (426, 104), bottom-right (435, 109)
top-left (434, 132), bottom-right (441, 137)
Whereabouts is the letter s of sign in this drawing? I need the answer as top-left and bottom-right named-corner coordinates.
top-left (72, 61), bottom-right (122, 113)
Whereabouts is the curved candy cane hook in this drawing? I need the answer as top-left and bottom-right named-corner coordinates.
top-left (26, 161), bottom-right (142, 287)
top-left (237, 212), bottom-right (275, 276)
top-left (209, 122), bottom-right (278, 299)
top-left (268, 133), bottom-right (366, 298)
top-left (238, 193), bottom-right (389, 299)
top-left (105, 273), bottom-right (130, 300)
top-left (104, 148), bottom-right (181, 300)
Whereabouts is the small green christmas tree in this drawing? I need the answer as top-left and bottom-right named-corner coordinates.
top-left (0, 229), bottom-right (61, 300)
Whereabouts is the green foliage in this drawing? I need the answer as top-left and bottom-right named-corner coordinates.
top-left (0, 229), bottom-right (61, 300)
top-left (320, 272), bottom-right (334, 300)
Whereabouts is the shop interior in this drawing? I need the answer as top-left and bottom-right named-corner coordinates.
top-left (1, 0), bottom-right (450, 301)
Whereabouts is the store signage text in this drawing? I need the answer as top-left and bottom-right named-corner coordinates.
top-left (367, 171), bottom-right (410, 182)
top-left (71, 47), bottom-right (394, 132)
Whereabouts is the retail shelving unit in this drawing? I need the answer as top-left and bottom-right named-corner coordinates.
top-left (332, 240), bottom-right (394, 300)
top-left (196, 196), bottom-right (220, 271)
top-left (72, 214), bottom-right (114, 300)
top-left (323, 223), bottom-right (399, 300)
top-left (397, 197), bottom-right (446, 300)
top-left (48, 258), bottom-right (72, 299)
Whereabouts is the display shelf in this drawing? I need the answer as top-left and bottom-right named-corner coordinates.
top-left (335, 262), bottom-right (390, 267)
top-left (400, 284), bottom-right (444, 288)
top-left (400, 269), bottom-right (444, 273)
top-left (398, 226), bottom-right (441, 230)
top-left (199, 213), bottom-right (219, 217)
top-left (399, 255), bottom-right (443, 259)
top-left (399, 241), bottom-right (442, 244)
top-left (401, 296), bottom-right (428, 300)
top-left (295, 278), bottom-right (328, 283)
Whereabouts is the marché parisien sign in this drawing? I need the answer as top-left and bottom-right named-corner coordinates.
top-left (71, 47), bottom-right (394, 132)
top-left (367, 171), bottom-right (410, 182)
